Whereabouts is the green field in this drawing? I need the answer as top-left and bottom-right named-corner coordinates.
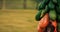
top-left (0, 10), bottom-right (38, 32)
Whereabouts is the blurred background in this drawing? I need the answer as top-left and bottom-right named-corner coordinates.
top-left (0, 0), bottom-right (43, 9)
top-left (0, 0), bottom-right (42, 32)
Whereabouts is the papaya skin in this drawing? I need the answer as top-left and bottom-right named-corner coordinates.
top-left (35, 10), bottom-right (42, 21)
top-left (49, 10), bottom-right (57, 21)
top-left (50, 20), bottom-right (57, 32)
top-left (37, 13), bottom-right (49, 32)
top-left (38, 0), bottom-right (50, 10)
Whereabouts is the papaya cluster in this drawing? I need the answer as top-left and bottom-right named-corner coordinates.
top-left (35, 0), bottom-right (60, 22)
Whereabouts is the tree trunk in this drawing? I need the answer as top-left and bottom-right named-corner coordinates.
top-left (24, 0), bottom-right (26, 9)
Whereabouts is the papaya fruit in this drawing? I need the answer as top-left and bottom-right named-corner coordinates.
top-left (49, 10), bottom-right (57, 21)
top-left (52, 0), bottom-right (57, 4)
top-left (38, 2), bottom-right (45, 10)
top-left (43, 0), bottom-right (50, 5)
top-left (38, 13), bottom-right (49, 28)
top-left (45, 6), bottom-right (50, 13)
top-left (56, 6), bottom-right (60, 14)
top-left (38, 0), bottom-right (50, 10)
top-left (57, 14), bottom-right (60, 22)
top-left (48, 1), bottom-right (55, 10)
top-left (35, 10), bottom-right (42, 21)
top-left (35, 8), bottom-right (49, 21)
top-left (40, 6), bottom-right (49, 18)
top-left (57, 0), bottom-right (60, 5)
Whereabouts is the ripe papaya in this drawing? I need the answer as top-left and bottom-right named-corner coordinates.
top-left (48, 1), bottom-right (55, 10)
top-left (49, 10), bottom-right (57, 21)
top-left (38, 13), bottom-right (49, 28)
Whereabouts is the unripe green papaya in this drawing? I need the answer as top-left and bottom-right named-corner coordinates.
top-left (49, 10), bottom-right (57, 21)
top-left (57, 14), bottom-right (60, 22)
top-left (35, 10), bottom-right (42, 21)
top-left (40, 6), bottom-right (49, 18)
top-left (35, 8), bottom-right (49, 21)
top-left (57, 0), bottom-right (60, 5)
top-left (36, 6), bottom-right (49, 21)
top-left (48, 1), bottom-right (55, 10)
top-left (56, 6), bottom-right (60, 14)
top-left (38, 0), bottom-right (50, 10)
top-left (38, 2), bottom-right (45, 10)
top-left (52, 0), bottom-right (57, 4)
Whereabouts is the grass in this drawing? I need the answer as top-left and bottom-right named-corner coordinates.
top-left (0, 9), bottom-right (38, 32)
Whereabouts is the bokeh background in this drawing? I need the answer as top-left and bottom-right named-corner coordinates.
top-left (0, 0), bottom-right (60, 32)
top-left (0, 0), bottom-right (40, 32)
top-left (0, 0), bottom-right (42, 9)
